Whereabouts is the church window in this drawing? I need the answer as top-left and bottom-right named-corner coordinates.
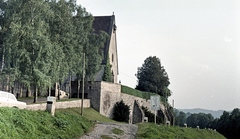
top-left (112, 54), bottom-right (114, 62)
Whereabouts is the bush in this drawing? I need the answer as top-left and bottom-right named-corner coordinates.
top-left (142, 106), bottom-right (163, 124)
top-left (113, 100), bottom-right (130, 122)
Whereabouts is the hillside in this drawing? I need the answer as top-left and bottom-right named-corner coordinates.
top-left (178, 108), bottom-right (224, 118)
top-left (0, 107), bottom-right (93, 139)
top-left (136, 123), bottom-right (226, 139)
top-left (0, 107), bottom-right (226, 139)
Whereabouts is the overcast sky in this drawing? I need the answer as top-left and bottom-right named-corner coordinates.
top-left (77, 0), bottom-right (240, 111)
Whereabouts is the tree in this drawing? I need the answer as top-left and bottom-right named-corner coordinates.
top-left (212, 108), bottom-right (240, 139)
top-left (113, 100), bottom-right (130, 122)
top-left (175, 110), bottom-right (186, 127)
top-left (136, 56), bottom-right (170, 97)
top-left (48, 0), bottom-right (77, 99)
top-left (2, 0), bottom-right (54, 102)
top-left (0, 0), bottom-right (107, 102)
top-left (186, 113), bottom-right (214, 129)
top-left (102, 56), bottom-right (112, 82)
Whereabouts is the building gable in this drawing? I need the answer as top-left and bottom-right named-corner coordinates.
top-left (92, 14), bottom-right (119, 83)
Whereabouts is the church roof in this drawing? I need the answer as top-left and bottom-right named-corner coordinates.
top-left (92, 15), bottom-right (116, 64)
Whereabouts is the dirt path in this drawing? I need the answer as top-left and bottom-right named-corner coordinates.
top-left (80, 122), bottom-right (138, 139)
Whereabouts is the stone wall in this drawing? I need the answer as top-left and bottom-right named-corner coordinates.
top-left (99, 81), bottom-right (121, 118)
top-left (132, 100), bottom-right (144, 124)
top-left (89, 81), bottom-right (164, 120)
top-left (87, 82), bottom-right (102, 112)
top-left (26, 99), bottom-right (90, 111)
top-left (120, 93), bottom-right (151, 114)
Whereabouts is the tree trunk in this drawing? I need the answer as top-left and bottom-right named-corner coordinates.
top-left (68, 73), bottom-right (72, 99)
top-left (48, 86), bottom-right (50, 96)
top-left (55, 82), bottom-right (57, 97)
top-left (33, 85), bottom-right (37, 103)
top-left (26, 87), bottom-right (29, 97)
top-left (6, 75), bottom-right (9, 92)
top-left (77, 79), bottom-right (80, 98)
top-left (20, 84), bottom-right (23, 98)
top-left (57, 82), bottom-right (60, 100)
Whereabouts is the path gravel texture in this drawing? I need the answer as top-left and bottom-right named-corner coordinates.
top-left (80, 122), bottom-right (138, 139)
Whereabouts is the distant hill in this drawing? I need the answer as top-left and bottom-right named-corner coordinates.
top-left (178, 108), bottom-right (224, 118)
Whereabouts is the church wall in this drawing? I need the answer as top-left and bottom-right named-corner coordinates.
top-left (109, 29), bottom-right (118, 83)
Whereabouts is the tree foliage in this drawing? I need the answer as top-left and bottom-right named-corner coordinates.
top-left (136, 56), bottom-right (170, 97)
top-left (113, 100), bottom-right (130, 122)
top-left (175, 108), bottom-right (240, 139)
top-left (0, 0), bottom-right (107, 102)
top-left (209, 108), bottom-right (240, 139)
top-left (102, 56), bottom-right (112, 82)
top-left (174, 110), bottom-right (187, 127)
top-left (186, 113), bottom-right (214, 129)
top-left (141, 106), bottom-right (163, 124)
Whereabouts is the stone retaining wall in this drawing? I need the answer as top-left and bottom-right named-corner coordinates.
top-left (26, 99), bottom-right (90, 111)
top-left (121, 93), bottom-right (151, 113)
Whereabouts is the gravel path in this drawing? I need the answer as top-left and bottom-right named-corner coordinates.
top-left (80, 122), bottom-right (138, 139)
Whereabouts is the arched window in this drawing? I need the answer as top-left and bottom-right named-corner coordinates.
top-left (112, 54), bottom-right (114, 62)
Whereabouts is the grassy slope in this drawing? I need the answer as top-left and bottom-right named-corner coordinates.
top-left (0, 107), bottom-right (226, 139)
top-left (121, 85), bottom-right (153, 99)
top-left (0, 107), bottom-right (93, 139)
top-left (136, 123), bottom-right (226, 139)
top-left (56, 108), bottom-right (117, 123)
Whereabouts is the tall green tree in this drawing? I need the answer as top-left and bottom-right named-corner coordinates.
top-left (71, 4), bottom-right (108, 96)
top-left (211, 108), bottom-right (240, 139)
top-left (136, 56), bottom-right (170, 97)
top-left (186, 113), bottom-right (214, 129)
top-left (3, 0), bottom-right (54, 102)
top-left (174, 110), bottom-right (187, 127)
top-left (0, 0), bottom-right (108, 101)
top-left (102, 56), bottom-right (112, 82)
top-left (48, 0), bottom-right (79, 99)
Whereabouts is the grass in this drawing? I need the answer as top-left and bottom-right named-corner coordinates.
top-left (136, 123), bottom-right (226, 139)
top-left (121, 85), bottom-right (170, 106)
top-left (0, 99), bottom-right (226, 139)
top-left (0, 107), bottom-right (94, 139)
top-left (101, 135), bottom-right (114, 139)
top-left (112, 128), bottom-right (124, 135)
top-left (99, 128), bottom-right (124, 139)
top-left (57, 108), bottom-right (118, 123)
top-left (121, 85), bottom-right (155, 99)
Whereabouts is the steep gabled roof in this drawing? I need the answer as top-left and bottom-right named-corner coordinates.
top-left (92, 15), bottom-right (116, 64)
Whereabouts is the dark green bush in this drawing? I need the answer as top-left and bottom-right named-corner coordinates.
top-left (142, 106), bottom-right (163, 124)
top-left (113, 100), bottom-right (130, 122)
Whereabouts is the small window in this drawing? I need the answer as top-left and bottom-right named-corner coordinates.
top-left (88, 86), bottom-right (92, 89)
top-left (112, 54), bottom-right (114, 62)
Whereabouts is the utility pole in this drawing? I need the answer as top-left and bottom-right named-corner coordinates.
top-left (81, 53), bottom-right (85, 116)
top-left (172, 99), bottom-right (175, 126)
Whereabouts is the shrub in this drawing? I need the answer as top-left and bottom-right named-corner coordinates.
top-left (142, 106), bottom-right (163, 124)
top-left (113, 100), bottom-right (130, 122)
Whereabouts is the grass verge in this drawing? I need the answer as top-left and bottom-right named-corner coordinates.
top-left (121, 85), bottom-right (155, 99)
top-left (112, 128), bottom-right (124, 135)
top-left (57, 108), bottom-right (118, 123)
top-left (0, 107), bottom-right (112, 139)
top-left (136, 123), bottom-right (226, 139)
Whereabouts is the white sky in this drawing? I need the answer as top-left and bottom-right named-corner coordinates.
top-left (77, 0), bottom-right (240, 111)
